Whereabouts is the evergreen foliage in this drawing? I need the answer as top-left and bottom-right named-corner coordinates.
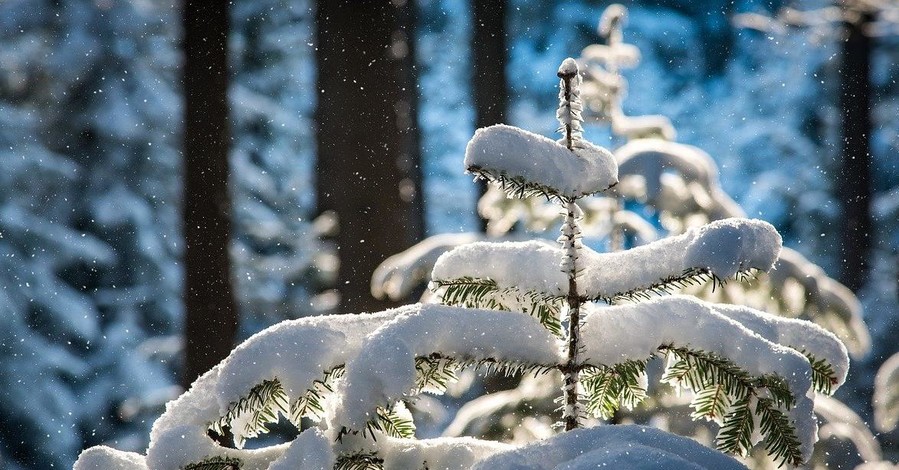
top-left (184, 456), bottom-right (242, 470)
top-left (334, 452), bottom-right (384, 470)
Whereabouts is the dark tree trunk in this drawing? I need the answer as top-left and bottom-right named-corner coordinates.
top-left (836, 10), bottom-right (874, 292)
top-left (472, 0), bottom-right (508, 231)
top-left (182, 0), bottom-right (237, 386)
top-left (315, 0), bottom-right (424, 314)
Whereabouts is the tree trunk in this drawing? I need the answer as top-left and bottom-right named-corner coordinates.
top-left (836, 10), bottom-right (874, 292)
top-left (472, 0), bottom-right (508, 231)
top-left (315, 0), bottom-right (424, 314)
top-left (182, 0), bottom-right (238, 386)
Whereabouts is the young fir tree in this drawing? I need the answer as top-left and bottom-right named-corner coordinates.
top-left (76, 59), bottom-right (848, 470)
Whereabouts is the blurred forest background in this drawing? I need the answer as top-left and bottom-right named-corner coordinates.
top-left (0, 0), bottom-right (897, 468)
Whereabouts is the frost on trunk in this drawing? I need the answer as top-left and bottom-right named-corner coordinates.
top-left (76, 58), bottom-right (849, 470)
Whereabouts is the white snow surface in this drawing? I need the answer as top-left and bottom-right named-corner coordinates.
top-left (73, 446), bottom-right (149, 470)
top-left (268, 429), bottom-right (335, 470)
top-left (471, 424), bottom-right (747, 469)
top-left (713, 302), bottom-right (849, 389)
top-left (334, 303), bottom-right (563, 430)
top-left (432, 218), bottom-right (781, 300)
top-left (464, 124), bottom-right (617, 199)
top-left (557, 57), bottom-right (579, 76)
top-left (580, 296), bottom-right (818, 461)
top-left (377, 435), bottom-right (513, 470)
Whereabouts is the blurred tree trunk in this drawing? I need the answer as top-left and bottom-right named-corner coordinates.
top-left (836, 9), bottom-right (874, 292)
top-left (315, 0), bottom-right (424, 314)
top-left (182, 0), bottom-right (237, 386)
top-left (472, 0), bottom-right (508, 231)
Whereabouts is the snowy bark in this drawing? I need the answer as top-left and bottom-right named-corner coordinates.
top-left (560, 201), bottom-right (584, 430)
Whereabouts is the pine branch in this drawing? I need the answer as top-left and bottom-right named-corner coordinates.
top-left (433, 277), bottom-right (563, 336)
top-left (581, 361), bottom-right (648, 420)
top-left (291, 365), bottom-right (345, 423)
top-left (716, 395), bottom-right (755, 457)
top-left (367, 405), bottom-right (416, 439)
top-left (604, 268), bottom-right (734, 304)
top-left (212, 368), bottom-right (346, 448)
top-left (756, 398), bottom-right (804, 467)
top-left (661, 347), bottom-right (754, 401)
top-left (335, 452), bottom-right (385, 470)
top-left (183, 456), bottom-right (242, 470)
top-left (802, 351), bottom-right (838, 395)
top-left (758, 374), bottom-right (795, 409)
top-left (468, 166), bottom-right (573, 203)
top-left (211, 379), bottom-right (289, 449)
top-left (660, 346), bottom-right (804, 464)
top-left (690, 383), bottom-right (730, 423)
top-left (450, 354), bottom-right (556, 378)
top-left (581, 367), bottom-right (619, 420)
top-left (415, 356), bottom-right (458, 394)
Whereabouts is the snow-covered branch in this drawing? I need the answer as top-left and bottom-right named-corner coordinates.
top-left (334, 304), bottom-right (563, 432)
top-left (142, 309), bottom-right (406, 468)
top-left (580, 295), bottom-right (850, 462)
top-left (465, 124), bottom-right (617, 201)
top-left (432, 218), bottom-right (781, 302)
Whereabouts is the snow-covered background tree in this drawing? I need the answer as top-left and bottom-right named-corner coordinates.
top-left (0, 1), bottom-right (323, 467)
top-left (75, 58), bottom-right (850, 469)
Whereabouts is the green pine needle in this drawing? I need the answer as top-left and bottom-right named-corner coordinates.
top-left (582, 361), bottom-right (648, 419)
top-left (335, 452), bottom-right (385, 470)
top-left (291, 365), bottom-right (345, 423)
top-left (468, 166), bottom-right (573, 203)
top-left (716, 395), bottom-right (754, 456)
top-left (363, 405), bottom-right (416, 440)
top-left (756, 398), bottom-right (804, 467)
top-left (212, 367), bottom-right (346, 448)
top-left (183, 456), bottom-right (242, 470)
top-left (660, 346), bottom-right (803, 465)
top-left (210, 379), bottom-right (289, 449)
top-left (758, 374), bottom-right (795, 409)
top-left (690, 383), bottom-right (730, 422)
top-left (604, 268), bottom-right (749, 304)
top-left (433, 277), bottom-right (563, 336)
top-left (801, 351), bottom-right (838, 395)
top-left (415, 356), bottom-right (459, 394)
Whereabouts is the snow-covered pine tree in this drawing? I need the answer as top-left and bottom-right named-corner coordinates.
top-left (75, 58), bottom-right (848, 470)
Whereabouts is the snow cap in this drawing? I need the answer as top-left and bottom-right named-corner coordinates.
top-left (465, 124), bottom-right (617, 200)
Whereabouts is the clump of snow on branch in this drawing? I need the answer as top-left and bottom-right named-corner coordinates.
top-left (464, 124), bottom-right (617, 200)
top-left (712, 302), bottom-right (849, 388)
top-left (471, 425), bottom-right (747, 470)
top-left (74, 446), bottom-right (149, 470)
top-left (139, 309), bottom-right (408, 468)
top-left (580, 295), bottom-right (834, 461)
top-left (555, 58), bottom-right (585, 146)
top-left (267, 428), bottom-right (335, 470)
top-left (431, 218), bottom-right (781, 301)
top-left (375, 435), bottom-right (513, 470)
top-left (334, 304), bottom-right (563, 431)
